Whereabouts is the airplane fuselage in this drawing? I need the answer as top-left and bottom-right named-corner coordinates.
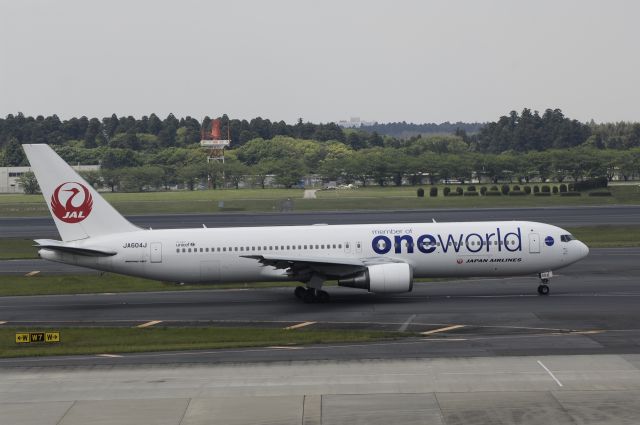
top-left (40, 221), bottom-right (588, 285)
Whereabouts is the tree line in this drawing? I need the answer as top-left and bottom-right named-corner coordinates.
top-left (3, 109), bottom-right (640, 193)
top-left (15, 135), bottom-right (640, 194)
top-left (4, 108), bottom-right (640, 158)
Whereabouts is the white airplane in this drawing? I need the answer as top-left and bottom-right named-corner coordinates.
top-left (23, 144), bottom-right (589, 302)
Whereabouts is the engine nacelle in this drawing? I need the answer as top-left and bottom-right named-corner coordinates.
top-left (338, 263), bottom-right (413, 293)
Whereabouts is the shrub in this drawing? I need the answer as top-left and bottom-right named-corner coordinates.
top-left (560, 191), bottom-right (581, 197)
top-left (464, 191), bottom-right (479, 196)
top-left (559, 184), bottom-right (567, 193)
top-left (512, 185), bottom-right (520, 191)
top-left (443, 187), bottom-right (451, 196)
top-left (534, 192), bottom-right (551, 196)
top-left (485, 191), bottom-right (501, 196)
top-left (552, 186), bottom-right (558, 194)
top-left (480, 186), bottom-right (487, 195)
top-left (574, 177), bottom-right (608, 192)
top-left (588, 191), bottom-right (612, 196)
top-left (541, 185), bottom-right (550, 193)
top-left (429, 187), bottom-right (438, 197)
top-left (467, 185), bottom-right (476, 192)
top-left (524, 186), bottom-right (532, 194)
top-left (533, 185), bottom-right (540, 193)
top-left (417, 188), bottom-right (424, 198)
top-left (501, 184), bottom-right (510, 195)
top-left (509, 191), bottom-right (527, 196)
top-left (456, 187), bottom-right (463, 195)
top-left (490, 185), bottom-right (499, 192)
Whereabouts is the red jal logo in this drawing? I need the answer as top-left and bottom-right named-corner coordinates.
top-left (456, 258), bottom-right (464, 264)
top-left (51, 182), bottom-right (93, 223)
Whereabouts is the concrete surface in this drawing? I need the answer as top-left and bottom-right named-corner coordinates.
top-left (2, 355), bottom-right (640, 424)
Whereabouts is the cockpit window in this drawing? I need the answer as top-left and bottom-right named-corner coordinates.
top-left (560, 234), bottom-right (574, 242)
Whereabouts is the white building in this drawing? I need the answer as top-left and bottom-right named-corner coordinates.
top-left (0, 165), bottom-right (100, 193)
top-left (337, 117), bottom-right (376, 128)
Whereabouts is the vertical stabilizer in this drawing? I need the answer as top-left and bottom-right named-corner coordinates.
top-left (22, 144), bottom-right (139, 241)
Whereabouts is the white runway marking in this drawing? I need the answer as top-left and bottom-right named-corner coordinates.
top-left (398, 314), bottom-right (416, 332)
top-left (421, 324), bottom-right (465, 335)
top-left (137, 320), bottom-right (163, 328)
top-left (24, 271), bottom-right (40, 277)
top-left (96, 354), bottom-right (122, 358)
top-left (284, 321), bottom-right (316, 330)
top-left (537, 360), bottom-right (563, 387)
top-left (0, 321), bottom-right (6, 325)
top-left (268, 346), bottom-right (303, 350)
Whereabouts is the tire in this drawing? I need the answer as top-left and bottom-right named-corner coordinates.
top-left (317, 290), bottom-right (330, 303)
top-left (302, 291), bottom-right (316, 303)
top-left (538, 284), bottom-right (550, 295)
top-left (294, 286), bottom-right (306, 299)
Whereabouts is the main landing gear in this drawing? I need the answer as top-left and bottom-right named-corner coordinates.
top-left (537, 271), bottom-right (553, 296)
top-left (294, 286), bottom-right (330, 303)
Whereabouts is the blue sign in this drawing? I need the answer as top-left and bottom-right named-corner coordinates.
top-left (545, 236), bottom-right (554, 246)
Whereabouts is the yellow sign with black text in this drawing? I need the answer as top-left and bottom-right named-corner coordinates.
top-left (15, 331), bottom-right (60, 344)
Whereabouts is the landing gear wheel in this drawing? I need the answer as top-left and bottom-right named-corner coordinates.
top-left (537, 284), bottom-right (550, 295)
top-left (317, 290), bottom-right (330, 303)
top-left (302, 289), bottom-right (316, 304)
top-left (294, 286), bottom-right (306, 299)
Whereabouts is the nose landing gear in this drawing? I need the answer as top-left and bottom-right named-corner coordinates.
top-left (537, 271), bottom-right (553, 295)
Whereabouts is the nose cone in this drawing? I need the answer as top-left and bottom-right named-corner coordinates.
top-left (578, 241), bottom-right (589, 259)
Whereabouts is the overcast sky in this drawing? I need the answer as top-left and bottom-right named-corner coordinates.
top-left (1, 0), bottom-right (639, 124)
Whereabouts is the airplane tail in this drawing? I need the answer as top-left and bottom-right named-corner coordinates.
top-left (22, 144), bottom-right (139, 242)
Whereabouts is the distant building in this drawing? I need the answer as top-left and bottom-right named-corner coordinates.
top-left (337, 117), bottom-right (376, 128)
top-left (0, 165), bottom-right (100, 193)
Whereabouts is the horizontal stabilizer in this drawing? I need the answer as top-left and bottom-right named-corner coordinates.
top-left (34, 239), bottom-right (117, 257)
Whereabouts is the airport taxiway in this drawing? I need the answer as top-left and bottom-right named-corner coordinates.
top-left (1, 247), bottom-right (639, 367)
top-left (1, 204), bottom-right (639, 238)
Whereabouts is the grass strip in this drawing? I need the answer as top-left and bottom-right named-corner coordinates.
top-left (0, 327), bottom-right (410, 358)
top-left (0, 273), bottom-right (303, 297)
top-left (565, 225), bottom-right (640, 248)
top-left (0, 185), bottom-right (638, 216)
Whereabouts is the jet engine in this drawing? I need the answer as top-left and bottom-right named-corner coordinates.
top-left (338, 263), bottom-right (413, 293)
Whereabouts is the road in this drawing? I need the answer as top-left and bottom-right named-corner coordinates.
top-left (1, 205), bottom-right (639, 239)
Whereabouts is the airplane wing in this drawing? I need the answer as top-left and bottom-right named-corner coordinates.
top-left (241, 254), bottom-right (405, 279)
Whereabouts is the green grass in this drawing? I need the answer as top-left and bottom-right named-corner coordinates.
top-left (0, 273), bottom-right (305, 297)
top-left (0, 185), bottom-right (638, 216)
top-left (0, 239), bottom-right (37, 259)
top-left (0, 327), bottom-right (410, 358)
top-left (566, 225), bottom-right (640, 248)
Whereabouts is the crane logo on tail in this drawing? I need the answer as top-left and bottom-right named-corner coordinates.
top-left (51, 182), bottom-right (93, 223)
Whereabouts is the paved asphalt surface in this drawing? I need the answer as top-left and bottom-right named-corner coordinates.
top-left (1, 247), bottom-right (639, 367)
top-left (2, 205), bottom-right (640, 239)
